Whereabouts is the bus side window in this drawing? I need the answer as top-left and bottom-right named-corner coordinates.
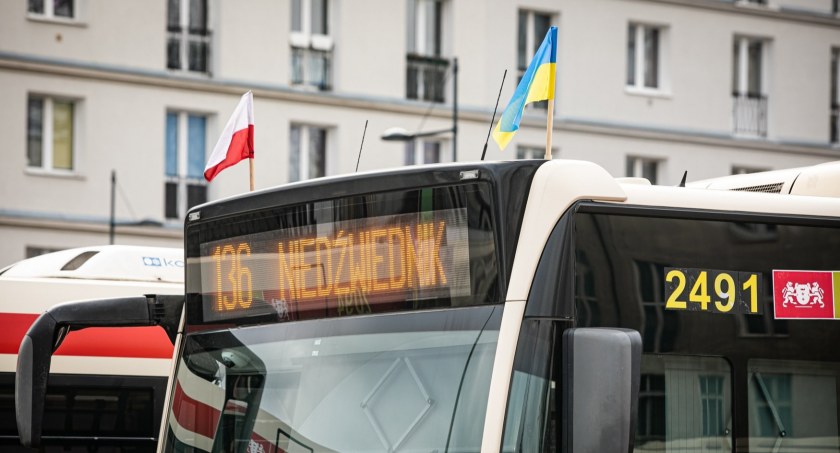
top-left (748, 359), bottom-right (840, 451)
top-left (635, 355), bottom-right (732, 453)
top-left (501, 319), bottom-right (567, 453)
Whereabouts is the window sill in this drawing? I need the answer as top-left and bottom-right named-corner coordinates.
top-left (734, 1), bottom-right (779, 11)
top-left (625, 86), bottom-right (672, 99)
top-left (166, 68), bottom-right (213, 78)
top-left (25, 168), bottom-right (85, 180)
top-left (26, 14), bottom-right (87, 27)
top-left (731, 132), bottom-right (769, 141)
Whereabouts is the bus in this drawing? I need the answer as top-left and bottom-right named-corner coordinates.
top-left (1, 245), bottom-right (182, 452)
top-left (15, 159), bottom-right (840, 453)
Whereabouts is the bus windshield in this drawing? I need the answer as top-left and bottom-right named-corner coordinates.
top-left (162, 305), bottom-right (501, 452)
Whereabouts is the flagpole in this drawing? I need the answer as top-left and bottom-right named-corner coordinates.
top-left (545, 104), bottom-right (554, 160)
top-left (249, 158), bottom-right (254, 191)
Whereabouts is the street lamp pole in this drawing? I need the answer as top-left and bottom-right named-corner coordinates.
top-left (452, 57), bottom-right (458, 162)
top-left (109, 170), bottom-right (116, 245)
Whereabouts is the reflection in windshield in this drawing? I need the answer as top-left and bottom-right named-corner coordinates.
top-left (164, 307), bottom-right (500, 453)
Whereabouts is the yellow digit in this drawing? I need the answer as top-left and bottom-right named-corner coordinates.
top-left (212, 246), bottom-right (225, 311)
top-left (223, 245), bottom-right (237, 310)
top-left (743, 274), bottom-right (759, 313)
top-left (714, 273), bottom-right (736, 312)
top-left (665, 270), bottom-right (687, 309)
top-left (237, 243), bottom-right (253, 308)
top-left (689, 271), bottom-right (711, 310)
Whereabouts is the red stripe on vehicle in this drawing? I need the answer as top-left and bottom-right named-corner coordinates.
top-left (0, 312), bottom-right (173, 358)
top-left (172, 381), bottom-right (221, 440)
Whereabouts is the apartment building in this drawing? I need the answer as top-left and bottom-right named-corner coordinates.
top-left (0, 0), bottom-right (838, 266)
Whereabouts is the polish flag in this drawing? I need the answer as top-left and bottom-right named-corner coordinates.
top-left (204, 91), bottom-right (255, 181)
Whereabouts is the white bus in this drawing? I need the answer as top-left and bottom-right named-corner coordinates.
top-left (16, 159), bottom-right (840, 453)
top-left (1, 245), bottom-right (182, 452)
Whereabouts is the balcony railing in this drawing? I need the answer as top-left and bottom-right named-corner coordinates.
top-left (291, 47), bottom-right (332, 91)
top-left (406, 54), bottom-right (449, 103)
top-left (732, 93), bottom-right (767, 138)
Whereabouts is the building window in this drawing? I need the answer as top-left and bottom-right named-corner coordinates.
top-left (165, 112), bottom-right (207, 220)
top-left (27, 95), bottom-right (76, 172)
top-left (516, 145), bottom-right (558, 160)
top-left (289, 124), bottom-right (328, 182)
top-left (627, 23), bottom-right (663, 91)
top-left (404, 139), bottom-right (448, 165)
top-left (733, 36), bottom-right (768, 137)
top-left (626, 156), bottom-right (660, 184)
top-left (750, 373), bottom-right (792, 438)
top-left (831, 48), bottom-right (839, 144)
top-left (28, 0), bottom-right (74, 19)
top-left (637, 374), bottom-right (666, 445)
top-left (291, 0), bottom-right (333, 91)
top-left (407, 0), bottom-right (449, 103)
top-left (518, 10), bottom-right (553, 110)
top-left (167, 0), bottom-right (210, 73)
top-left (25, 246), bottom-right (64, 258)
top-left (699, 376), bottom-right (727, 437)
top-left (732, 166), bottom-right (768, 175)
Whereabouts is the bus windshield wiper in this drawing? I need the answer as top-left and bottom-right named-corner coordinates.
top-left (753, 372), bottom-right (787, 453)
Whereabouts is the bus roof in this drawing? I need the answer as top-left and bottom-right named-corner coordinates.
top-left (0, 245), bottom-right (184, 283)
top-left (688, 160), bottom-right (840, 197)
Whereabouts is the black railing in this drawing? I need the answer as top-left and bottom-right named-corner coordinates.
top-left (732, 93), bottom-right (767, 137)
top-left (406, 54), bottom-right (449, 103)
top-left (291, 47), bottom-right (332, 91)
top-left (831, 102), bottom-right (839, 144)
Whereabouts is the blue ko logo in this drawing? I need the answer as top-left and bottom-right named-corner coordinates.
top-left (142, 256), bottom-right (184, 268)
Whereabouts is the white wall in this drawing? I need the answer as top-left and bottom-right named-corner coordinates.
top-left (1, 0), bottom-right (839, 266)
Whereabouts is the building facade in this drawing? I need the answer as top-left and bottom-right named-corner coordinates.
top-left (1, 0), bottom-right (839, 266)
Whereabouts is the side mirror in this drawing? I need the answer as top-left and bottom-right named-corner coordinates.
top-left (15, 294), bottom-right (184, 448)
top-left (563, 328), bottom-right (641, 453)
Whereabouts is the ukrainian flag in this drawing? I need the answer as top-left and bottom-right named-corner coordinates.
top-left (493, 26), bottom-right (557, 151)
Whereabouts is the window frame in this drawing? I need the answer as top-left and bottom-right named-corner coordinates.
top-left (403, 137), bottom-right (451, 165)
top-left (290, 0), bottom-right (333, 91)
top-left (626, 22), bottom-right (669, 95)
top-left (733, 35), bottom-right (768, 99)
top-left (166, 0), bottom-right (211, 74)
top-left (516, 145), bottom-right (558, 160)
top-left (831, 47), bottom-right (839, 144)
top-left (289, 123), bottom-right (330, 182)
top-left (517, 9), bottom-right (556, 110)
top-left (26, 0), bottom-right (82, 23)
top-left (406, 0), bottom-right (450, 103)
top-left (732, 35), bottom-right (770, 137)
top-left (625, 155), bottom-right (661, 184)
top-left (26, 94), bottom-right (79, 175)
top-left (165, 110), bottom-right (208, 221)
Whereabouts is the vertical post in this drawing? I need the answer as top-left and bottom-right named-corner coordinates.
top-left (109, 170), bottom-right (116, 245)
top-left (453, 57), bottom-right (458, 162)
top-left (545, 107), bottom-right (554, 160)
top-left (249, 158), bottom-right (255, 192)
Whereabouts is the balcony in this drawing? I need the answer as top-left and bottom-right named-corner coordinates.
top-left (406, 54), bottom-right (449, 103)
top-left (291, 47), bottom-right (332, 91)
top-left (732, 93), bottom-right (767, 138)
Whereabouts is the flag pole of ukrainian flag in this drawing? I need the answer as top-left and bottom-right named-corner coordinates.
top-left (493, 26), bottom-right (557, 152)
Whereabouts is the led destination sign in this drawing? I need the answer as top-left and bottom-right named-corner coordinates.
top-left (199, 208), bottom-right (472, 321)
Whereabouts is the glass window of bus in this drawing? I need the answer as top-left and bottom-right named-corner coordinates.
top-left (748, 359), bottom-right (840, 451)
top-left (163, 306), bottom-right (501, 453)
top-left (567, 207), bottom-right (840, 452)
